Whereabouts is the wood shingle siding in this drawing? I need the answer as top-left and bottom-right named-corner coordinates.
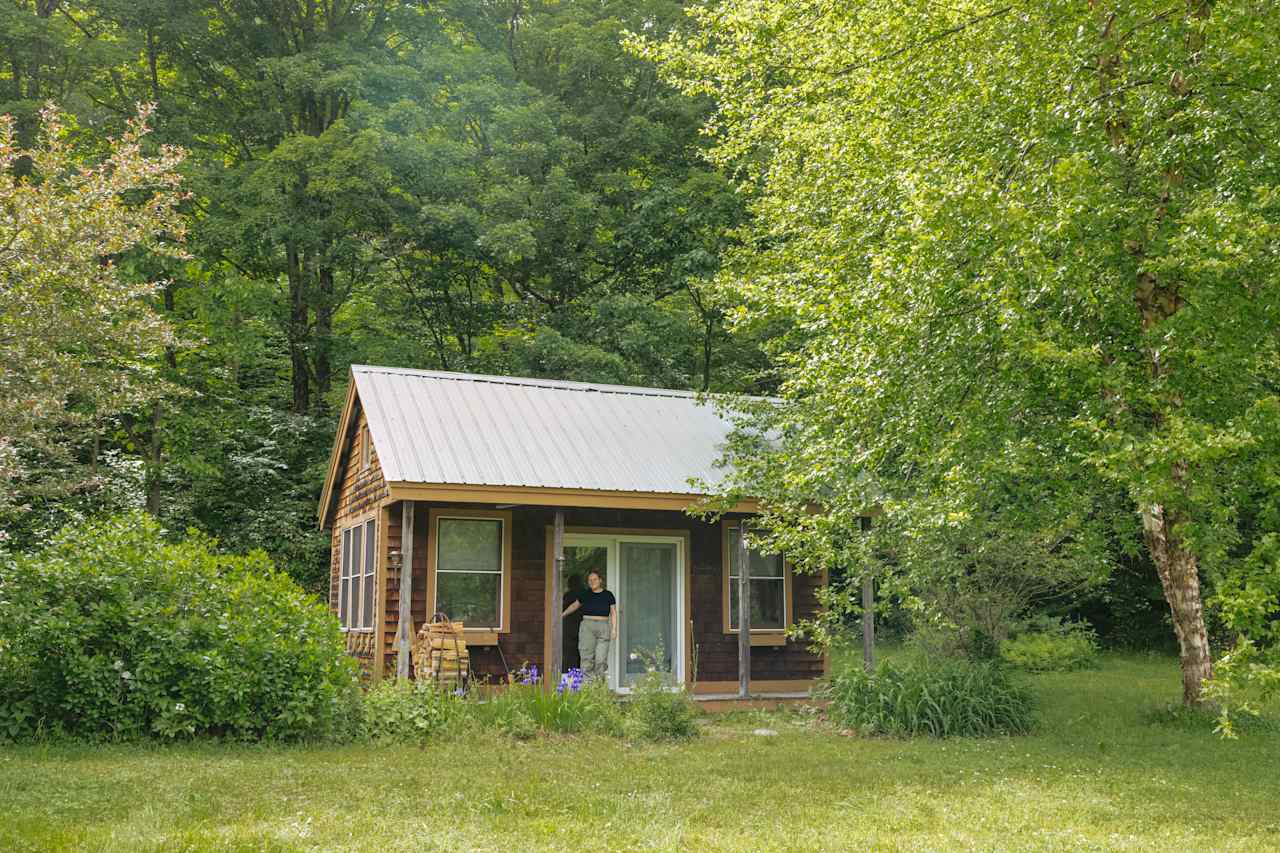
top-left (328, 408), bottom-right (389, 678)
top-left (374, 504), bottom-right (825, 686)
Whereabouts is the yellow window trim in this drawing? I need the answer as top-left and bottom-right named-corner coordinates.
top-left (338, 510), bottom-right (379, 633)
top-left (721, 519), bottom-right (793, 636)
top-left (426, 507), bottom-right (513, 638)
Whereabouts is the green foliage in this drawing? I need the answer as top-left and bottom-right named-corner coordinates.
top-left (0, 0), bottom-right (766, 579)
top-left (0, 105), bottom-right (185, 524)
top-left (1001, 619), bottom-right (1101, 673)
top-left (625, 670), bottom-right (700, 741)
top-left (158, 403), bottom-right (335, 593)
top-left (822, 658), bottom-right (1036, 738)
top-left (0, 513), bottom-right (360, 742)
top-left (642, 0), bottom-right (1280, 704)
top-left (361, 680), bottom-right (463, 743)
top-left (1205, 534), bottom-right (1280, 736)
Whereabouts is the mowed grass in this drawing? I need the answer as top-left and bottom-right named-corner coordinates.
top-left (2, 655), bottom-right (1279, 852)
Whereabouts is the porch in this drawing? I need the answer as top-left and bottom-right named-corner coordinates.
top-left (369, 500), bottom-right (827, 693)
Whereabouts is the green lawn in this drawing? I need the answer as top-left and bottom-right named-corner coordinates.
top-left (2, 655), bottom-right (1278, 852)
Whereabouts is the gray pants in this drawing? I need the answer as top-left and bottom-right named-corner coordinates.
top-left (578, 618), bottom-right (611, 681)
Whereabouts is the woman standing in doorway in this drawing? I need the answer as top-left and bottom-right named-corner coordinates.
top-left (561, 569), bottom-right (616, 681)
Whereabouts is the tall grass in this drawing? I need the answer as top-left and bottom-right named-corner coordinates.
top-left (821, 658), bottom-right (1036, 738)
top-left (470, 667), bottom-right (623, 738)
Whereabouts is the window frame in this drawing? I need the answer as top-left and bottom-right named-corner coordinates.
top-left (360, 423), bottom-right (372, 471)
top-left (339, 512), bottom-right (378, 633)
top-left (427, 508), bottom-right (513, 637)
top-left (721, 519), bottom-right (793, 639)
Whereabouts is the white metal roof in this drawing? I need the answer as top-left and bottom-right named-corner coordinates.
top-left (352, 365), bottom-right (748, 495)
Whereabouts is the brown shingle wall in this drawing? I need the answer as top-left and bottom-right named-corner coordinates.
top-left (327, 409), bottom-right (390, 678)
top-left (379, 508), bottom-right (428, 669)
top-left (377, 504), bottom-right (823, 684)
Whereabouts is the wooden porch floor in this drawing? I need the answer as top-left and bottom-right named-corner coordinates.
top-left (692, 691), bottom-right (824, 713)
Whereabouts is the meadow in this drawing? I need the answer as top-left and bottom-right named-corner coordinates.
top-left (2, 654), bottom-right (1277, 852)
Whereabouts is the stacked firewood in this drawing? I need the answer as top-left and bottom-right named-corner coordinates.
top-left (412, 615), bottom-right (470, 688)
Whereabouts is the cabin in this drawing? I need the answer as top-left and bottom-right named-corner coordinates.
top-left (317, 365), bottom-right (827, 697)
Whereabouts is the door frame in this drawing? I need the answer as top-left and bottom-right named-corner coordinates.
top-left (544, 525), bottom-right (692, 692)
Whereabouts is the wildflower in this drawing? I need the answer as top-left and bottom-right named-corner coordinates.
top-left (557, 667), bottom-right (585, 695)
top-left (174, 702), bottom-right (185, 712)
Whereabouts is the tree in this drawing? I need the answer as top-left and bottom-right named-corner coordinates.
top-left (0, 104), bottom-right (185, 531)
top-left (0, 2), bottom-right (768, 583)
top-left (642, 1), bottom-right (1280, 705)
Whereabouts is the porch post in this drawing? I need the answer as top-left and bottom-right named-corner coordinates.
top-left (737, 522), bottom-right (751, 699)
top-left (862, 576), bottom-right (875, 673)
top-left (551, 510), bottom-right (565, 685)
top-left (861, 515), bottom-right (875, 673)
top-left (396, 501), bottom-right (415, 680)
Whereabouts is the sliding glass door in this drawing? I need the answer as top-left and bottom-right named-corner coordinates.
top-left (559, 533), bottom-right (685, 691)
top-left (619, 541), bottom-right (678, 686)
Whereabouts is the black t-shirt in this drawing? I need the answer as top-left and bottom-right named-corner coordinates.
top-left (576, 588), bottom-right (616, 618)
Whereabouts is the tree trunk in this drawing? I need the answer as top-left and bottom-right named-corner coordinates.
top-left (314, 265), bottom-right (334, 407)
top-left (861, 575), bottom-right (875, 673)
top-left (145, 284), bottom-right (178, 516)
top-left (701, 317), bottom-right (714, 393)
top-left (1142, 502), bottom-right (1213, 706)
top-left (145, 401), bottom-right (163, 515)
top-left (286, 243), bottom-right (311, 414)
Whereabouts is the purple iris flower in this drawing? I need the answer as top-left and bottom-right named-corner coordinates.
top-left (557, 667), bottom-right (585, 695)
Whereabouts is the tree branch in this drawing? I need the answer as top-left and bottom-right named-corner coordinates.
top-left (825, 6), bottom-right (1014, 78)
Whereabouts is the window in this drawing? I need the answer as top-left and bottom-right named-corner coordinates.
top-left (724, 523), bottom-right (789, 632)
top-left (431, 512), bottom-right (510, 631)
top-left (339, 516), bottom-right (377, 630)
top-left (360, 424), bottom-right (371, 471)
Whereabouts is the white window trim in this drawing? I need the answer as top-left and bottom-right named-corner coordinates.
top-left (560, 531), bottom-right (689, 694)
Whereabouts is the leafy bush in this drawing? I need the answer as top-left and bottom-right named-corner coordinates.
top-left (1001, 618), bottom-right (1100, 672)
top-left (476, 666), bottom-right (623, 737)
top-left (0, 513), bottom-right (360, 741)
top-left (362, 680), bottom-right (462, 742)
top-left (1144, 700), bottom-right (1278, 736)
top-left (625, 670), bottom-right (700, 741)
top-left (1205, 534), bottom-right (1280, 737)
top-left (821, 658), bottom-right (1036, 738)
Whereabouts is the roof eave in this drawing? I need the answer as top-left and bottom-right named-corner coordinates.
top-left (316, 376), bottom-right (361, 529)
top-left (386, 481), bottom-right (759, 514)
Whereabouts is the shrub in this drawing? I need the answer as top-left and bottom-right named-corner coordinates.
top-left (362, 680), bottom-right (462, 742)
top-left (821, 658), bottom-right (1036, 738)
top-left (625, 670), bottom-right (700, 741)
top-left (0, 513), bottom-right (360, 741)
top-left (1001, 618), bottom-right (1100, 672)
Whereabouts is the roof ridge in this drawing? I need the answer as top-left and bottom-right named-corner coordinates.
top-left (349, 364), bottom-right (714, 401)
